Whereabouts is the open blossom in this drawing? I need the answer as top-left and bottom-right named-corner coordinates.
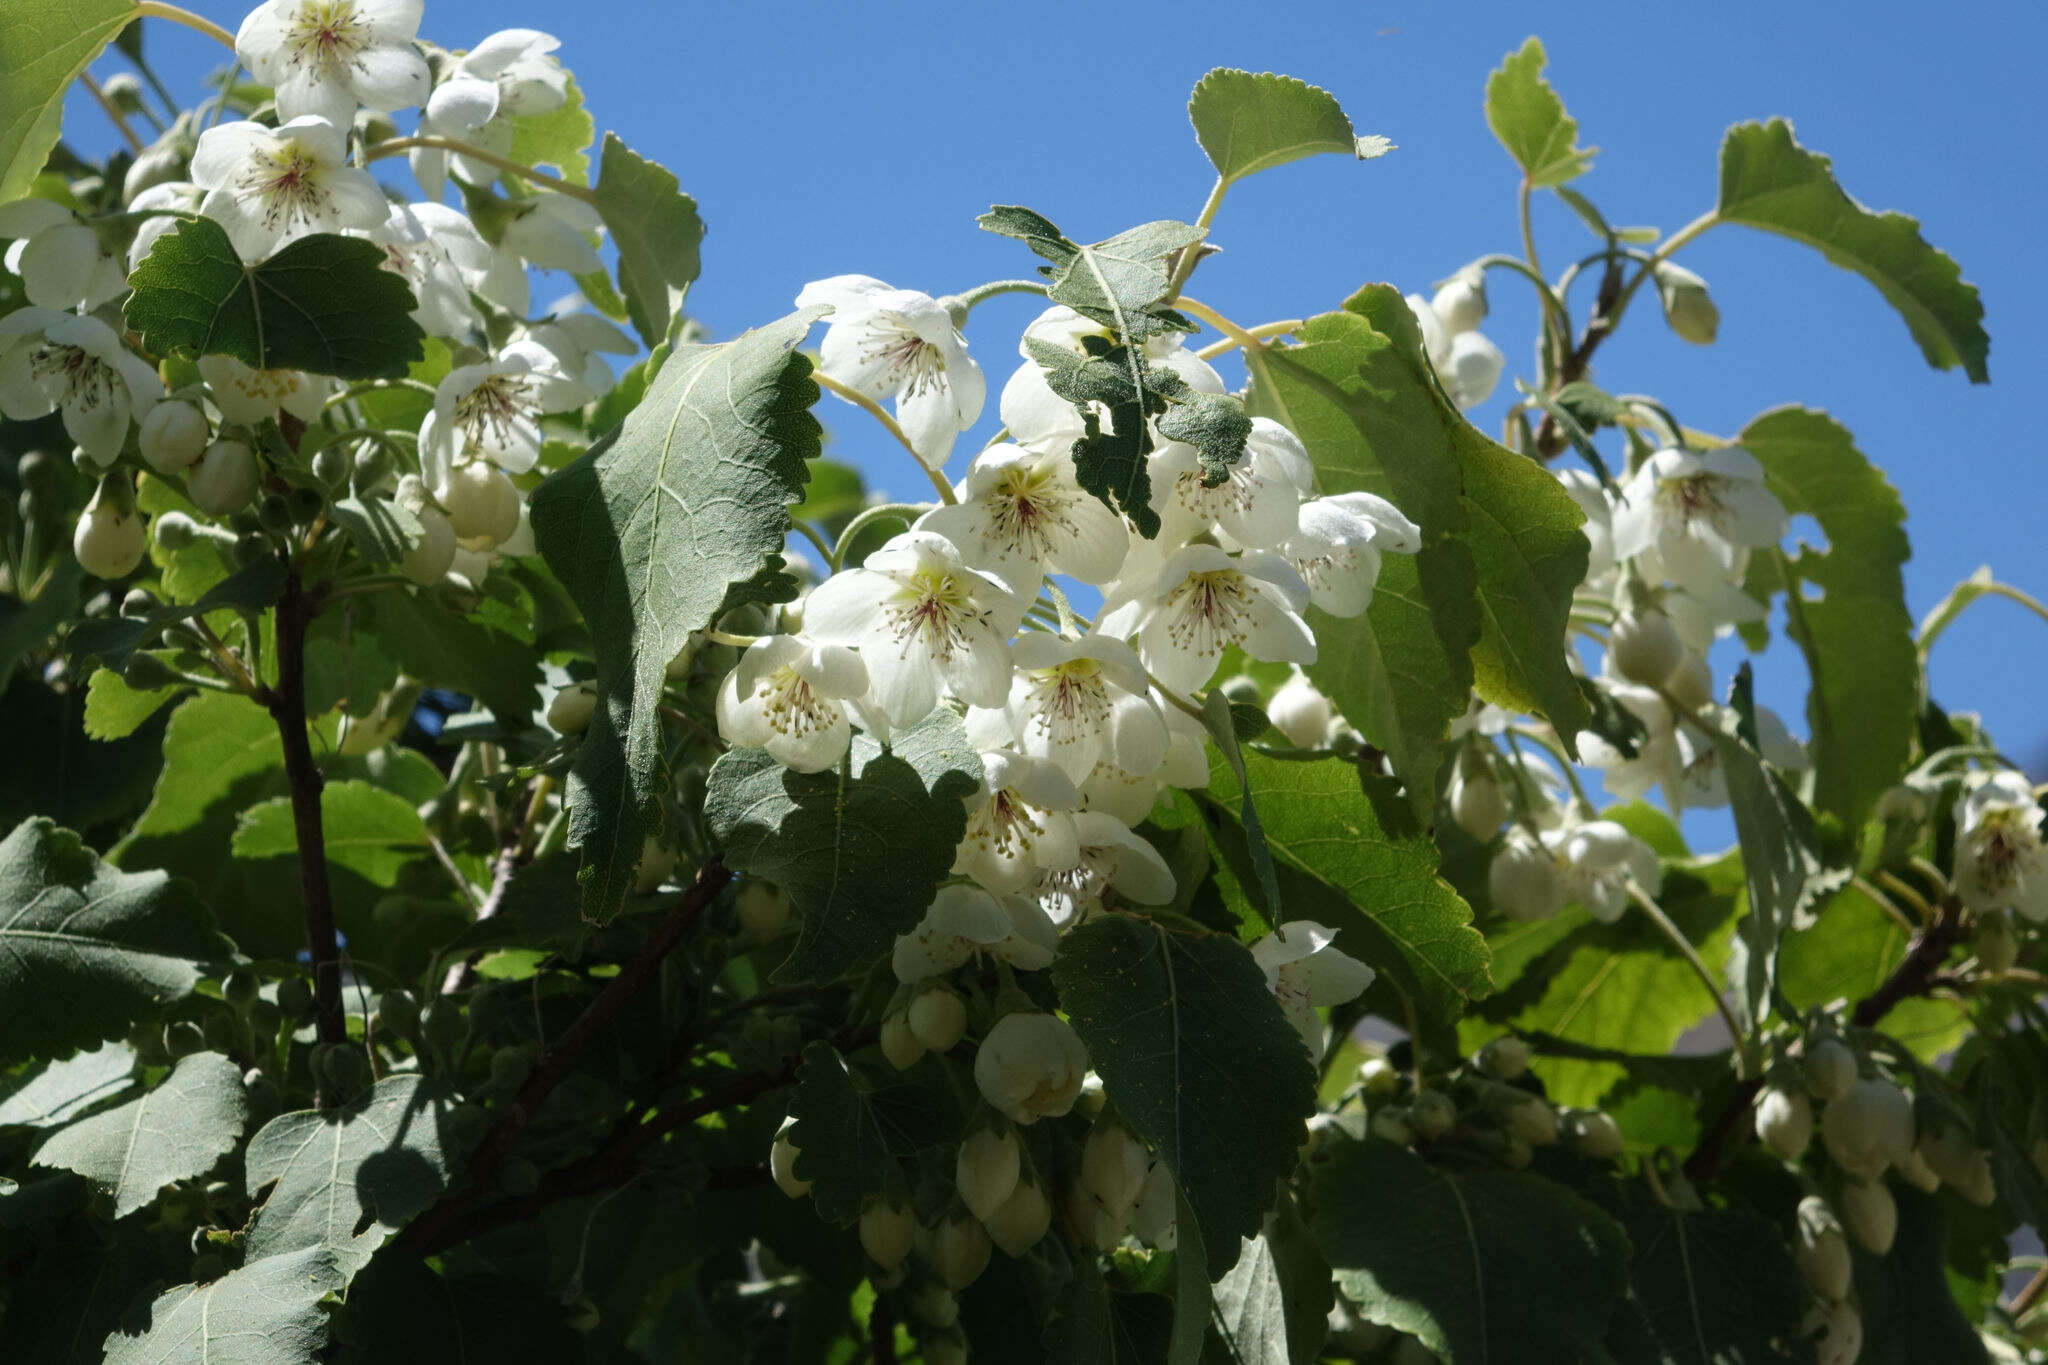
top-left (954, 751), bottom-right (1083, 894)
top-left (1078, 693), bottom-right (1210, 825)
top-left (1250, 921), bottom-right (1376, 1060)
top-left (715, 635), bottom-right (870, 774)
top-left (235, 0), bottom-right (430, 128)
top-left (893, 884), bottom-right (1058, 980)
top-left (1669, 703), bottom-right (1807, 808)
top-left (418, 340), bottom-right (583, 494)
top-left (193, 117), bottom-right (388, 260)
top-left (0, 199), bottom-right (125, 312)
top-left (796, 276), bottom-right (983, 467)
top-left (1153, 417), bottom-right (1312, 549)
top-left (1954, 771), bottom-right (2048, 922)
top-left (1612, 447), bottom-right (1789, 590)
top-left (199, 355), bottom-right (332, 426)
top-left (969, 633), bottom-right (1165, 784)
top-left (364, 202), bottom-right (491, 336)
top-left (974, 1011), bottom-right (1088, 1125)
top-left (1557, 469), bottom-right (1618, 584)
top-left (1097, 546), bottom-right (1315, 693)
top-left (0, 308), bottom-right (162, 461)
top-left (412, 29), bottom-right (569, 196)
top-left (522, 312), bottom-right (638, 398)
top-left (918, 443), bottom-right (1128, 590)
top-left (804, 530), bottom-right (1026, 725)
top-left (1277, 491), bottom-right (1421, 617)
top-left (1037, 811), bottom-right (1176, 924)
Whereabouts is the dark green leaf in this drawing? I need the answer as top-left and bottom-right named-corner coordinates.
top-left (1021, 336), bottom-right (1166, 538)
top-left (1608, 1191), bottom-right (1815, 1365)
top-left (1209, 1190), bottom-right (1332, 1365)
top-left (1187, 68), bottom-right (1380, 185)
top-left (1848, 1183), bottom-right (1988, 1365)
top-left (1052, 915), bottom-right (1316, 1279)
top-left (706, 708), bottom-right (980, 982)
top-left (1312, 1137), bottom-right (1629, 1363)
top-left (101, 1246), bottom-right (345, 1365)
top-left (0, 1041), bottom-right (135, 1127)
top-left (0, 0), bottom-right (136, 203)
top-left (124, 217), bottom-right (426, 380)
top-left (0, 817), bottom-right (229, 1060)
top-left (1197, 689), bottom-right (1280, 929)
top-left (328, 495), bottom-right (421, 567)
top-left (66, 555), bottom-right (285, 674)
top-left (979, 206), bottom-right (1200, 338)
top-left (786, 1040), bottom-right (943, 1225)
top-left (594, 133), bottom-right (705, 346)
top-left (1717, 119), bottom-right (1988, 382)
top-left (1485, 37), bottom-right (1595, 187)
top-left (344, 1257), bottom-right (584, 1360)
top-left (534, 308), bottom-right (821, 920)
top-left (1154, 388), bottom-right (1251, 484)
top-left (32, 1050), bottom-right (245, 1216)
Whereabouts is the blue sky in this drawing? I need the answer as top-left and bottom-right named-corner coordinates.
top-left (83, 1), bottom-right (2048, 782)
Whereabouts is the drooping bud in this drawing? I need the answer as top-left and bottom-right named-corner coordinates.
top-left (442, 461), bottom-right (521, 549)
top-left (1794, 1195), bottom-right (1852, 1301)
top-left (633, 836), bottom-right (677, 896)
top-left (1128, 1161), bottom-right (1177, 1250)
top-left (1802, 1037), bottom-right (1857, 1103)
top-left (1489, 835), bottom-right (1564, 921)
top-left (1893, 1144), bottom-right (1941, 1194)
top-left (1443, 331), bottom-right (1504, 408)
top-left (187, 440), bottom-right (260, 516)
top-left (955, 1124), bottom-right (1022, 1223)
top-left (1358, 1056), bottom-right (1399, 1099)
top-left (1501, 1094), bottom-right (1559, 1147)
top-left (1080, 1119), bottom-right (1151, 1232)
top-left (859, 1198), bottom-right (915, 1269)
top-left (736, 878), bottom-right (791, 942)
top-left (1566, 1108), bottom-right (1625, 1160)
top-left (880, 1010), bottom-right (927, 1071)
top-left (1754, 1086), bottom-right (1813, 1161)
top-left (1475, 1036), bottom-right (1532, 1080)
top-left (1975, 909), bottom-right (2018, 975)
top-left (138, 401), bottom-right (209, 475)
top-left (1919, 1127), bottom-right (1997, 1206)
top-left (1431, 267), bottom-right (1488, 335)
top-left (1837, 1177), bottom-right (1896, 1254)
top-left (908, 985), bottom-right (968, 1053)
top-left (1609, 608), bottom-right (1684, 687)
top-left (73, 478), bottom-right (145, 579)
top-left (547, 680), bottom-right (598, 736)
top-left (930, 1209), bottom-right (992, 1289)
top-left (1268, 674), bottom-right (1333, 748)
top-left (1816, 1300), bottom-right (1862, 1365)
top-left (1820, 1078), bottom-right (1913, 1179)
top-left (1409, 1089), bottom-right (1455, 1141)
top-left (910, 1282), bottom-right (958, 1329)
top-left (973, 1012), bottom-right (1088, 1125)
top-left (770, 1120), bottom-right (810, 1199)
top-left (1369, 1107), bottom-right (1414, 1146)
top-left (984, 1172), bottom-right (1051, 1256)
top-left (393, 475), bottom-right (456, 585)
top-left (1653, 262), bottom-right (1719, 345)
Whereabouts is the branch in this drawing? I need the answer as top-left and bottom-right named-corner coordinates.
top-left (402, 858), bottom-right (734, 1252)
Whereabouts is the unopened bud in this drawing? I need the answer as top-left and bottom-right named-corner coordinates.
top-left (1502, 1095), bottom-right (1559, 1147)
top-left (1821, 1078), bottom-right (1913, 1179)
top-left (1795, 1196), bottom-right (1852, 1301)
top-left (955, 1125), bottom-right (1021, 1223)
top-left (735, 878), bottom-right (790, 941)
top-left (931, 1210), bottom-right (991, 1289)
top-left (633, 836), bottom-right (677, 896)
top-left (859, 1198), bottom-right (915, 1269)
top-left (1609, 608), bottom-right (1684, 687)
top-left (139, 401), bottom-right (209, 475)
top-left (547, 680), bottom-right (598, 735)
top-left (1816, 1300), bottom-right (1862, 1365)
top-left (1359, 1055), bottom-right (1399, 1099)
top-left (1754, 1086), bottom-right (1813, 1161)
top-left (1443, 331), bottom-right (1504, 409)
top-left (984, 1173), bottom-right (1051, 1256)
top-left (910, 1282), bottom-right (958, 1329)
top-left (1489, 836), bottom-right (1564, 921)
top-left (442, 461), bottom-right (521, 549)
top-left (1410, 1089), bottom-right (1455, 1141)
top-left (1431, 267), bottom-right (1488, 335)
top-left (1370, 1107), bottom-right (1414, 1146)
top-left (1475, 1037), bottom-right (1532, 1080)
top-left (908, 985), bottom-right (968, 1053)
top-left (1268, 675), bottom-right (1333, 748)
top-left (880, 1011), bottom-right (927, 1071)
top-left (1802, 1037), bottom-right (1857, 1103)
top-left (1975, 910), bottom-right (2018, 975)
top-left (1654, 262), bottom-right (1719, 345)
top-left (1128, 1161), bottom-right (1177, 1250)
top-left (1451, 765), bottom-right (1510, 842)
top-left (1080, 1121), bottom-right (1150, 1227)
top-left (1837, 1178), bottom-right (1896, 1255)
top-left (188, 440), bottom-right (259, 516)
top-left (770, 1121), bottom-right (810, 1198)
top-left (1566, 1109), bottom-right (1625, 1160)
top-left (1666, 651), bottom-right (1714, 711)
top-left (73, 480), bottom-right (145, 579)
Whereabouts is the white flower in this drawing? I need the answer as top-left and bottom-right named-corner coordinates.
top-left (412, 29), bottom-right (569, 196)
top-left (917, 443), bottom-right (1127, 590)
top-left (969, 632), bottom-right (1164, 784)
top-left (364, 202), bottom-right (490, 336)
top-left (1250, 921), bottom-right (1376, 1061)
top-left (803, 530), bottom-right (1026, 725)
top-left (192, 116), bottom-right (388, 260)
top-left (714, 635), bottom-right (871, 774)
top-left (1955, 771), bottom-right (2048, 922)
top-left (418, 340), bottom-right (583, 495)
top-left (521, 311), bottom-right (637, 398)
top-left (796, 275), bottom-right (983, 467)
top-left (198, 354), bottom-right (333, 426)
top-left (1153, 416), bottom-right (1312, 549)
top-left (1278, 491), bottom-right (1421, 618)
top-left (235, 0), bottom-right (430, 128)
top-left (1097, 545), bottom-right (1315, 694)
top-left (1268, 674), bottom-right (1332, 748)
top-left (497, 192), bottom-right (606, 277)
top-left (1406, 292), bottom-right (1451, 371)
top-left (1490, 829), bottom-right (1565, 921)
top-left (973, 1011), bottom-right (1089, 1125)
top-left (1612, 447), bottom-right (1789, 591)
top-left (1077, 696), bottom-right (1209, 824)
top-left (1669, 704), bottom-right (1806, 808)
top-left (1556, 469), bottom-right (1617, 583)
top-left (1441, 330), bottom-right (1504, 409)
top-left (0, 308), bottom-right (162, 461)
top-left (1432, 268), bottom-right (1487, 334)
top-left (1576, 683), bottom-right (1681, 803)
top-left (1545, 820), bottom-right (1661, 922)
top-left (0, 199), bottom-right (125, 312)
top-left (1036, 811), bottom-right (1175, 924)
top-left (955, 751), bottom-right (1082, 894)
top-left (891, 883), bottom-right (1059, 981)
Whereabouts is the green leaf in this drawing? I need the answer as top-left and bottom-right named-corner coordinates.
top-left (1717, 119), bottom-right (1988, 382)
top-left (1187, 69), bottom-right (1381, 185)
top-left (1052, 914), bottom-right (1317, 1279)
top-left (31, 1051), bottom-right (245, 1217)
top-left (705, 708), bottom-right (980, 982)
top-left (978, 207), bottom-right (1201, 338)
top-left (328, 495), bottom-right (422, 568)
top-left (0, 817), bottom-right (229, 1060)
top-left (1312, 1137), bottom-right (1629, 1363)
top-left (1201, 749), bottom-right (1491, 1032)
top-left (244, 1075), bottom-right (458, 1277)
top-left (593, 133), bottom-right (705, 346)
top-left (1849, 1184), bottom-right (1988, 1365)
top-left (123, 217), bottom-right (427, 380)
top-left (1485, 37), bottom-right (1595, 187)
top-left (344, 1258), bottom-right (585, 1360)
top-left (785, 1040), bottom-right (943, 1225)
top-left (1196, 689), bottom-right (1280, 928)
top-left (66, 555), bottom-right (286, 674)
top-left (508, 74), bottom-right (594, 183)
top-left (356, 590), bottom-right (541, 721)
top-left (1777, 882), bottom-right (1968, 1060)
top-left (1020, 336), bottom-right (1168, 538)
top-left (82, 668), bottom-right (179, 741)
top-left (0, 1041), bottom-right (135, 1127)
top-left (231, 779), bottom-right (430, 887)
top-left (101, 1246), bottom-right (345, 1365)
top-left (1209, 1191), bottom-right (1332, 1365)
top-left (0, 555), bottom-right (83, 691)
top-left (1738, 407), bottom-right (1915, 827)
top-left (534, 309), bottom-right (822, 921)
top-left (1606, 1195), bottom-right (1814, 1365)
top-left (0, 0), bottom-right (136, 203)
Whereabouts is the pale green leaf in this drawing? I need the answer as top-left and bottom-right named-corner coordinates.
top-left (1209, 1191), bottom-right (1332, 1365)
top-left (0, 0), bottom-right (136, 203)
top-left (1717, 119), bottom-right (1988, 382)
top-left (82, 668), bottom-right (179, 741)
top-left (507, 74), bottom-right (594, 182)
top-left (1777, 882), bottom-right (1968, 1061)
top-left (1187, 69), bottom-right (1379, 185)
top-left (533, 309), bottom-right (822, 921)
top-left (231, 779), bottom-right (430, 887)
top-left (593, 133), bottom-right (704, 346)
top-left (0, 1041), bottom-right (135, 1127)
top-left (1485, 37), bottom-right (1595, 187)
top-left (101, 1246), bottom-right (344, 1365)
top-left (66, 555), bottom-right (285, 675)
top-left (705, 708), bottom-right (980, 982)
top-left (1052, 914), bottom-right (1317, 1279)
top-left (32, 1051), bottom-right (245, 1216)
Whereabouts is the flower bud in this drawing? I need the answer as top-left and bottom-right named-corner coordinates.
top-left (923, 1333), bottom-right (968, 1365)
top-left (770, 1121), bottom-right (810, 1199)
top-left (736, 878), bottom-right (791, 941)
top-left (188, 440), bottom-right (260, 516)
top-left (1567, 1109), bottom-right (1625, 1160)
top-left (1975, 909), bottom-right (2018, 975)
top-left (1754, 1086), bottom-right (1813, 1161)
top-left (547, 680), bottom-right (598, 736)
top-left (880, 1011), bottom-right (927, 1071)
top-left (1837, 1177), bottom-right (1896, 1255)
top-left (73, 482), bottom-right (145, 579)
top-left (973, 1012), bottom-right (1087, 1125)
top-left (443, 461), bottom-right (521, 549)
top-left (908, 985), bottom-right (968, 1053)
top-left (1081, 1121), bottom-right (1151, 1228)
top-left (1475, 1037), bottom-right (1532, 1080)
top-left (985, 1173), bottom-right (1051, 1255)
top-left (1502, 1095), bottom-right (1559, 1147)
top-left (1665, 651), bottom-right (1713, 712)
top-left (1489, 836), bottom-right (1564, 921)
top-left (1410, 1089), bottom-right (1455, 1141)
top-left (139, 401), bottom-right (209, 475)
top-left (1816, 1300), bottom-right (1862, 1365)
top-left (153, 511), bottom-right (203, 552)
top-left (1821, 1078), bottom-right (1913, 1178)
top-left (1369, 1107), bottom-right (1414, 1146)
top-left (392, 476), bottom-right (455, 585)
top-left (1609, 608), bottom-right (1684, 687)
top-left (1802, 1038), bottom-right (1857, 1103)
top-left (910, 1282), bottom-right (958, 1328)
top-left (955, 1125), bottom-right (1021, 1223)
top-left (1893, 1144), bottom-right (1941, 1193)
top-left (633, 836), bottom-right (677, 896)
top-left (1443, 331), bottom-right (1504, 408)
top-left (1795, 1196), bottom-right (1852, 1301)
top-left (931, 1210), bottom-right (991, 1289)
top-left (859, 1198), bottom-right (915, 1269)
top-left (1451, 765), bottom-right (1510, 842)
top-left (125, 139), bottom-right (191, 202)
top-left (1128, 1161), bottom-right (1177, 1250)
top-left (1654, 262), bottom-right (1719, 345)
top-left (1919, 1127), bottom-right (1997, 1206)
top-left (1874, 783), bottom-right (1931, 826)
top-left (1358, 1055), bottom-right (1399, 1099)
top-left (1432, 268), bottom-right (1488, 335)
top-left (1268, 675), bottom-right (1333, 748)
